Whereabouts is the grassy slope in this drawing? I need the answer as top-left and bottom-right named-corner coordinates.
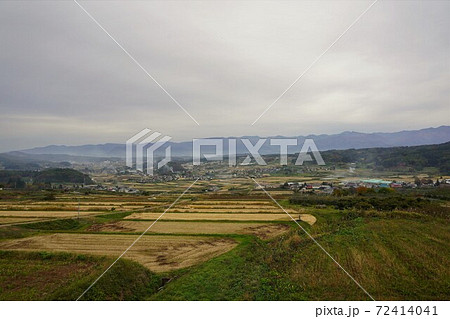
top-left (152, 210), bottom-right (450, 300)
top-left (0, 250), bottom-right (161, 300)
top-left (0, 213), bottom-right (161, 301)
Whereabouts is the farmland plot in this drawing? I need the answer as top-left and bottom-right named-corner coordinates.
top-left (0, 217), bottom-right (47, 225)
top-left (87, 221), bottom-right (290, 239)
top-left (187, 201), bottom-right (272, 206)
top-left (169, 207), bottom-right (286, 213)
top-left (0, 211), bottom-right (104, 218)
top-left (125, 212), bottom-right (291, 221)
top-left (0, 201), bottom-right (161, 212)
top-left (0, 233), bottom-right (237, 272)
top-left (170, 198), bottom-right (289, 213)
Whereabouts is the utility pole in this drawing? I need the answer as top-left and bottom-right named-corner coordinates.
top-left (77, 198), bottom-right (80, 220)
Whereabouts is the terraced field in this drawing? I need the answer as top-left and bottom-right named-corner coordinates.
top-left (0, 233), bottom-right (237, 272)
top-left (126, 212), bottom-right (291, 221)
top-left (87, 221), bottom-right (290, 239)
top-left (0, 180), bottom-right (320, 299)
top-left (0, 191), bottom-right (300, 269)
top-left (0, 210), bottom-right (103, 218)
top-left (0, 201), bottom-right (160, 212)
top-left (1, 175), bottom-right (448, 301)
top-left (124, 198), bottom-right (315, 224)
top-left (0, 217), bottom-right (47, 225)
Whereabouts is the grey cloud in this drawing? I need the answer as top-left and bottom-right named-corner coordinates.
top-left (0, 0), bottom-right (449, 152)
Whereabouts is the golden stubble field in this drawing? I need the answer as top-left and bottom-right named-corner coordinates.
top-left (0, 233), bottom-right (237, 272)
top-left (0, 181), bottom-right (316, 273)
top-left (125, 197), bottom-right (316, 224)
top-left (0, 210), bottom-right (103, 218)
top-left (125, 212), bottom-right (291, 221)
top-left (0, 201), bottom-right (161, 212)
top-left (0, 217), bottom-right (48, 225)
top-left (87, 220), bottom-right (290, 239)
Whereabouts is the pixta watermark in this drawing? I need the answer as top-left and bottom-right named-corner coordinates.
top-left (126, 128), bottom-right (172, 175)
top-left (126, 129), bottom-right (325, 175)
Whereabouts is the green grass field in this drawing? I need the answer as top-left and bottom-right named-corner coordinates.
top-left (0, 250), bottom-right (160, 300)
top-left (151, 211), bottom-right (449, 300)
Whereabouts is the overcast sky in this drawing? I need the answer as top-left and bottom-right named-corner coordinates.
top-left (0, 0), bottom-right (449, 151)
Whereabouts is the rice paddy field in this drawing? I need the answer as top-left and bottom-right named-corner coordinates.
top-left (87, 221), bottom-right (290, 239)
top-left (0, 177), bottom-right (448, 301)
top-left (0, 233), bottom-right (237, 272)
top-left (0, 217), bottom-right (47, 225)
top-left (0, 211), bottom-right (104, 218)
top-left (125, 212), bottom-right (291, 221)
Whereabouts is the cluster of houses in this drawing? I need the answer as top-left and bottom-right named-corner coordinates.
top-left (50, 183), bottom-right (141, 194)
top-left (83, 184), bottom-right (140, 194)
top-left (281, 177), bottom-right (450, 193)
top-left (355, 178), bottom-right (450, 189)
top-left (281, 182), bottom-right (333, 193)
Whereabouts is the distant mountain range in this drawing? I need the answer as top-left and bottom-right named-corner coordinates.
top-left (16, 126), bottom-right (450, 158)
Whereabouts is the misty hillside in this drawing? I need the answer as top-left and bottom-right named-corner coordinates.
top-left (16, 126), bottom-right (450, 158)
top-left (1, 142), bottom-right (449, 174)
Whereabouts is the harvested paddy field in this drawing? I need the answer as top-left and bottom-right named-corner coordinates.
top-left (0, 211), bottom-right (104, 218)
top-left (0, 233), bottom-right (237, 272)
top-left (0, 217), bottom-right (47, 225)
top-left (126, 212), bottom-right (291, 221)
top-left (35, 201), bottom-right (161, 206)
top-left (87, 221), bottom-right (290, 239)
top-left (0, 201), bottom-right (161, 212)
top-left (256, 190), bottom-right (293, 195)
top-left (188, 201), bottom-right (272, 206)
top-left (167, 201), bottom-right (309, 220)
top-left (171, 200), bottom-right (280, 212)
top-left (1, 175), bottom-right (448, 301)
top-left (0, 205), bottom-right (114, 212)
top-left (169, 207), bottom-right (286, 213)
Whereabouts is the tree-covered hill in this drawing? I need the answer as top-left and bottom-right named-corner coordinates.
top-left (33, 168), bottom-right (94, 184)
top-left (319, 142), bottom-right (450, 173)
top-left (0, 168), bottom-right (94, 188)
